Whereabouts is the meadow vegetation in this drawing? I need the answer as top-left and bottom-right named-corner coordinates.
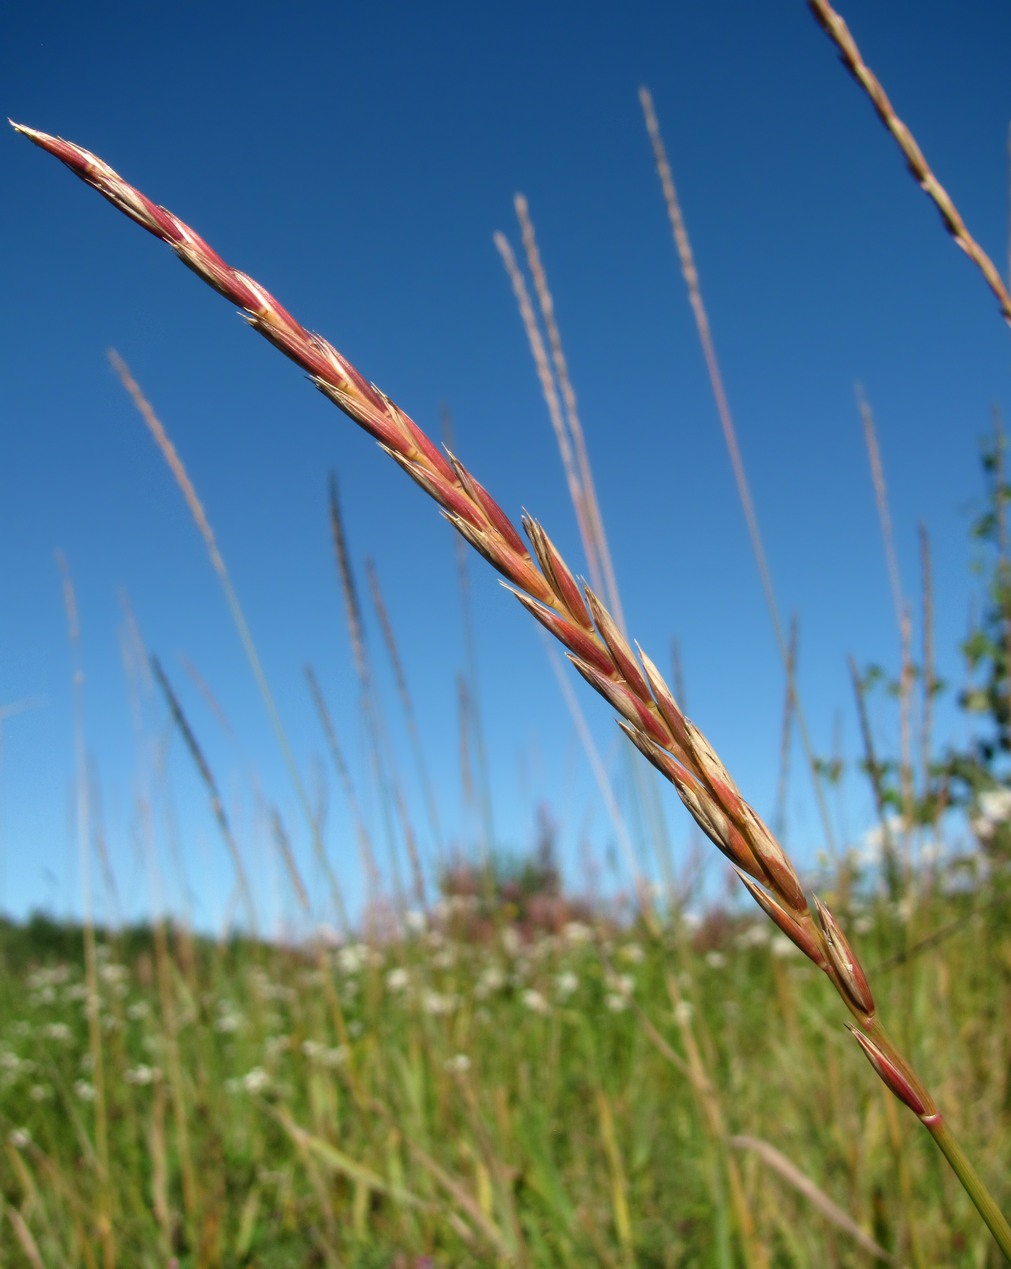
top-left (5, 2), bottom-right (1011, 1264)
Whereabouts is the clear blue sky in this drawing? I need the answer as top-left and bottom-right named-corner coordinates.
top-left (3, 1), bottom-right (1010, 935)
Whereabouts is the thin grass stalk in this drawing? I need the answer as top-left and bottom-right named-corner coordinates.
top-left (807, 0), bottom-right (1011, 328)
top-left (269, 806), bottom-right (311, 916)
top-left (989, 408), bottom-right (1011, 758)
top-left (660, 966), bottom-right (769, 1267)
top-left (303, 663), bottom-right (383, 907)
top-left (541, 637), bottom-right (649, 910)
top-left (857, 388), bottom-right (904, 632)
top-left (773, 616), bottom-right (799, 842)
top-left (15, 122), bottom-right (1010, 1255)
top-left (327, 475), bottom-right (426, 908)
top-left (638, 87), bottom-right (839, 865)
top-left (8, 1207), bottom-right (46, 1269)
top-left (179, 652), bottom-right (235, 741)
top-left (150, 655), bottom-right (257, 929)
top-left (513, 195), bottom-right (624, 631)
top-left (365, 555), bottom-right (445, 868)
top-left (442, 406), bottom-right (496, 865)
top-left (857, 388), bottom-right (916, 853)
top-left (504, 201), bottom-right (677, 904)
top-left (117, 596), bottom-right (199, 1233)
top-left (847, 653), bottom-right (902, 901)
top-left (917, 524), bottom-right (940, 828)
top-left (1007, 123), bottom-right (1011, 293)
top-left (85, 758), bottom-right (120, 922)
top-left (109, 350), bottom-right (346, 927)
top-left (730, 1136), bottom-right (899, 1265)
top-left (898, 604), bottom-right (915, 850)
top-left (493, 231), bottom-right (599, 593)
top-left (55, 551), bottom-right (115, 1269)
top-left (328, 474), bottom-right (405, 904)
top-left (452, 1075), bottom-right (531, 1267)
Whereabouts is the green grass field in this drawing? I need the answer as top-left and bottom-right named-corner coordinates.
top-left (1, 879), bottom-right (1008, 1265)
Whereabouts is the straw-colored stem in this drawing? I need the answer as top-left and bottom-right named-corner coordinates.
top-left (365, 555), bottom-right (445, 866)
top-left (807, 0), bottom-right (1011, 327)
top-left (773, 616), bottom-right (798, 842)
top-left (150, 655), bottom-right (258, 928)
top-left (109, 350), bottom-right (346, 927)
top-left (513, 195), bottom-right (625, 631)
top-left (441, 406), bottom-right (497, 862)
top-left (638, 86), bottom-right (839, 864)
top-left (56, 551), bottom-right (115, 1269)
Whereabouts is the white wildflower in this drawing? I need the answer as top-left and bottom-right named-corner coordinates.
top-left (444, 1053), bottom-right (471, 1074)
top-left (521, 989), bottom-right (548, 1015)
top-left (421, 989), bottom-right (456, 1017)
top-left (124, 1064), bottom-right (159, 1086)
top-left (74, 1079), bottom-right (96, 1101)
top-left (555, 971), bottom-right (579, 1000)
top-left (337, 943), bottom-right (369, 975)
top-left (385, 966), bottom-right (410, 993)
top-left (475, 964), bottom-right (506, 999)
top-left (242, 1066), bottom-right (270, 1094)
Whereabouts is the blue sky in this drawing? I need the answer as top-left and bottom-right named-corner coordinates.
top-left (3, 1), bottom-right (1010, 935)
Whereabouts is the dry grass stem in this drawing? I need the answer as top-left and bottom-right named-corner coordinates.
top-left (14, 120), bottom-right (1011, 1254)
top-left (917, 524), bottom-right (937, 810)
top-left (773, 616), bottom-right (798, 841)
top-left (638, 86), bottom-right (838, 862)
top-left (304, 663), bottom-right (383, 902)
top-left (493, 230), bottom-right (599, 591)
top-left (857, 387), bottom-right (905, 632)
top-left (150, 655), bottom-right (257, 927)
top-left (441, 405), bottom-right (496, 858)
top-left (109, 350), bottom-right (346, 923)
top-left (807, 0), bottom-right (1011, 327)
top-left (730, 1136), bottom-right (900, 1264)
top-left (513, 195), bottom-right (625, 630)
top-left (365, 556), bottom-right (445, 863)
top-left (328, 475), bottom-right (426, 907)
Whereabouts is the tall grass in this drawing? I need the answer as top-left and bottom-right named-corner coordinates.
top-left (5, 6), bottom-right (1011, 1260)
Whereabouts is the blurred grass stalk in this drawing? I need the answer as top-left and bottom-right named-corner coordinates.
top-left (11, 101), bottom-right (1011, 1257)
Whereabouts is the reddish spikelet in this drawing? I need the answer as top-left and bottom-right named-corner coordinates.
top-left (523, 517), bottom-right (593, 630)
top-left (847, 1028), bottom-right (930, 1118)
top-left (447, 454), bottom-right (529, 559)
top-left (381, 446), bottom-right (485, 530)
top-left (505, 588), bottom-right (617, 678)
top-left (735, 871), bottom-right (823, 962)
top-left (440, 512), bottom-right (549, 597)
top-left (733, 803), bottom-right (808, 914)
top-left (673, 779), bottom-right (765, 879)
top-left (567, 655), bottom-right (670, 744)
top-left (617, 721), bottom-right (694, 789)
top-left (583, 587), bottom-right (652, 702)
top-left (815, 899), bottom-right (875, 1017)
